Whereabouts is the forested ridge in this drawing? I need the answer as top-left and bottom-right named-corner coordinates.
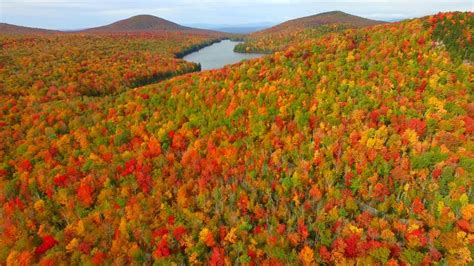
top-left (1, 12), bottom-right (473, 265)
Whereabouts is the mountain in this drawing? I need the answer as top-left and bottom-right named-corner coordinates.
top-left (0, 23), bottom-right (60, 34)
top-left (235, 11), bottom-right (387, 53)
top-left (258, 10), bottom-right (385, 34)
top-left (1, 16), bottom-right (225, 35)
top-left (84, 15), bottom-right (208, 33)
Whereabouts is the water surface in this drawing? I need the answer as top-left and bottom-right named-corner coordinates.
top-left (183, 40), bottom-right (264, 70)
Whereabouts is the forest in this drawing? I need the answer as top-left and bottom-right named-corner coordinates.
top-left (1, 32), bottom-right (223, 98)
top-left (0, 11), bottom-right (473, 265)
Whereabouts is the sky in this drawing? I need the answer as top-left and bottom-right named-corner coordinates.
top-left (1, 0), bottom-right (473, 30)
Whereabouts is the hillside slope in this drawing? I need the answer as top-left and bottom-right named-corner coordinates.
top-left (83, 15), bottom-right (216, 33)
top-left (0, 23), bottom-right (60, 34)
top-left (1, 12), bottom-right (473, 265)
top-left (260, 11), bottom-right (384, 34)
top-left (235, 11), bottom-right (385, 53)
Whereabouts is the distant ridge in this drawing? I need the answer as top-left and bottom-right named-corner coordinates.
top-left (0, 23), bottom-right (60, 34)
top-left (1, 12), bottom-right (382, 35)
top-left (1, 16), bottom-right (224, 35)
top-left (258, 11), bottom-right (385, 34)
top-left (83, 15), bottom-right (215, 33)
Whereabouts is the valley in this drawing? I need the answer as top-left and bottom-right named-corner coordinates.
top-left (0, 9), bottom-right (473, 265)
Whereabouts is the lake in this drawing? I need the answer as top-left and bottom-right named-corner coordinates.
top-left (183, 40), bottom-right (265, 70)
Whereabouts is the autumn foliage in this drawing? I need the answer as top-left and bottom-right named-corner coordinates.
top-left (1, 12), bottom-right (473, 265)
top-left (0, 31), bottom-right (221, 98)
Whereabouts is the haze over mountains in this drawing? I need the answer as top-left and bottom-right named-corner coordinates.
top-left (1, 11), bottom-right (385, 35)
top-left (187, 22), bottom-right (276, 34)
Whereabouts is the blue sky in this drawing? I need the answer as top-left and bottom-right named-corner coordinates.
top-left (1, 0), bottom-right (472, 29)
